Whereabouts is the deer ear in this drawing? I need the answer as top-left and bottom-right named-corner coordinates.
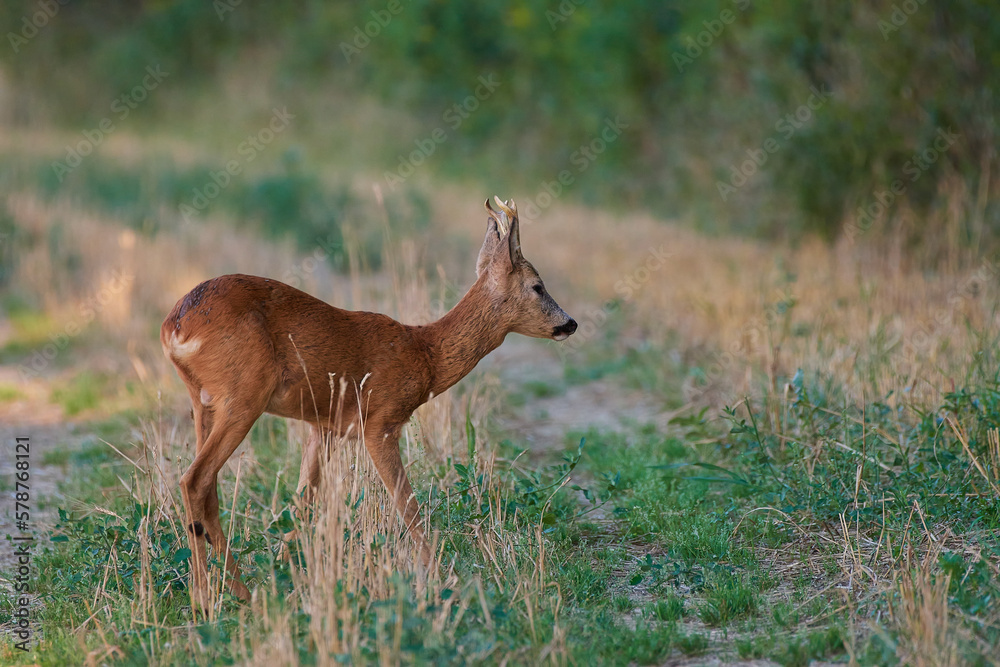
top-left (478, 198), bottom-right (514, 278)
top-left (505, 200), bottom-right (521, 262)
top-left (476, 209), bottom-right (504, 278)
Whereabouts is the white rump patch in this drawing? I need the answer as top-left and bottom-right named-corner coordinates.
top-left (168, 331), bottom-right (202, 358)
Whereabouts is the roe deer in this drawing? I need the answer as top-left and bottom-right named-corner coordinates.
top-left (161, 197), bottom-right (577, 606)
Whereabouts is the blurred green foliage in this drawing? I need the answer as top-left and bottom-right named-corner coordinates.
top-left (2, 0), bottom-right (997, 247)
top-left (0, 151), bottom-right (430, 270)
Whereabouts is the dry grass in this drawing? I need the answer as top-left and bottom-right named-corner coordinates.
top-left (3, 115), bottom-right (997, 662)
top-left (372, 185), bottom-right (998, 417)
top-left (7, 143), bottom-right (997, 419)
top-left (889, 551), bottom-right (958, 667)
top-left (108, 386), bottom-right (565, 664)
top-left (5, 193), bottom-right (562, 662)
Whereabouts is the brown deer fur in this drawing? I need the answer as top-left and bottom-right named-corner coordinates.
top-left (161, 198), bottom-right (577, 607)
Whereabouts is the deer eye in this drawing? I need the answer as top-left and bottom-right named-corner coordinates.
top-left (532, 284), bottom-right (544, 295)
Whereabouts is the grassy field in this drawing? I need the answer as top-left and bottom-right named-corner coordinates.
top-left (1, 75), bottom-right (1000, 666)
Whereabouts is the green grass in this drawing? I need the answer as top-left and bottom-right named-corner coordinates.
top-left (49, 371), bottom-right (108, 416)
top-left (5, 347), bottom-right (1000, 664)
top-left (0, 309), bottom-right (59, 361)
top-left (737, 627), bottom-right (847, 666)
top-left (0, 151), bottom-right (430, 272)
top-left (646, 594), bottom-right (685, 622)
top-left (611, 594), bottom-right (633, 613)
top-left (0, 383), bottom-right (23, 402)
top-left (698, 570), bottom-right (759, 626)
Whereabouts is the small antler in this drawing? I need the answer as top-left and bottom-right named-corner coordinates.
top-left (485, 197), bottom-right (509, 235)
top-left (493, 196), bottom-right (518, 224)
top-left (485, 196), bottom-right (519, 236)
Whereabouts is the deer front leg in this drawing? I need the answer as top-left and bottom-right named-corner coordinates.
top-left (279, 425), bottom-right (328, 560)
top-left (364, 423), bottom-right (432, 566)
top-left (295, 424), bottom-right (327, 505)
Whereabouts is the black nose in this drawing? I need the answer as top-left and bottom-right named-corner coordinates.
top-left (553, 319), bottom-right (578, 337)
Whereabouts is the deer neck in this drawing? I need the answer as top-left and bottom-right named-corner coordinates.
top-left (421, 278), bottom-right (509, 397)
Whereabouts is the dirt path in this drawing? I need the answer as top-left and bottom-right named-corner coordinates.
top-left (0, 368), bottom-right (83, 573)
top-left (480, 337), bottom-right (676, 452)
top-left (480, 340), bottom-right (836, 667)
top-left (479, 336), bottom-right (682, 525)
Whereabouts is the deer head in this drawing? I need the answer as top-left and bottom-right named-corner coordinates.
top-left (476, 197), bottom-right (578, 340)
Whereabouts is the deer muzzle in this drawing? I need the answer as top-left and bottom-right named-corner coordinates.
top-left (551, 318), bottom-right (578, 341)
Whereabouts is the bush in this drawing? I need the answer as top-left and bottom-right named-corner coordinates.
top-left (2, 0), bottom-right (997, 248)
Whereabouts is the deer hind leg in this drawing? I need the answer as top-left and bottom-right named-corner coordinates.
top-left (180, 393), bottom-right (266, 607)
top-left (187, 385), bottom-right (214, 454)
top-left (179, 387), bottom-right (213, 609)
top-left (364, 423), bottom-right (432, 567)
top-left (202, 478), bottom-right (251, 601)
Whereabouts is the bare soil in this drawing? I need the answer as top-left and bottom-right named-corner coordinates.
top-left (0, 368), bottom-right (84, 572)
top-left (481, 336), bottom-right (675, 451)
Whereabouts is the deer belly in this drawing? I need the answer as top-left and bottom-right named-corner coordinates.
top-left (264, 381), bottom-right (361, 434)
